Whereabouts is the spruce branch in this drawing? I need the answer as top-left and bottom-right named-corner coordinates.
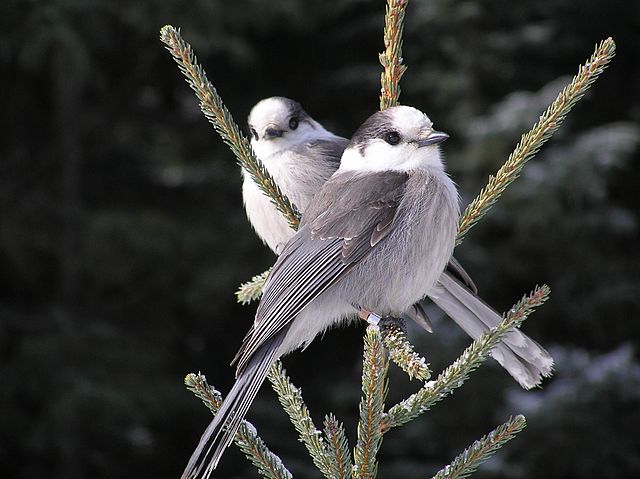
top-left (159, 25), bottom-right (300, 229)
top-left (237, 268), bottom-right (271, 304)
top-left (379, 0), bottom-right (409, 110)
top-left (184, 373), bottom-right (292, 479)
top-left (384, 285), bottom-right (550, 430)
top-left (267, 361), bottom-right (334, 478)
top-left (353, 325), bottom-right (389, 479)
top-left (381, 321), bottom-right (431, 381)
top-left (431, 415), bottom-right (527, 479)
top-left (324, 414), bottom-right (353, 479)
top-left (456, 37), bottom-right (616, 244)
top-left (169, 0), bottom-right (613, 471)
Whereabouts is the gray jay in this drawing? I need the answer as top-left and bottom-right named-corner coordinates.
top-left (183, 106), bottom-right (553, 478)
top-left (244, 96), bottom-right (348, 254)
top-left (243, 97), bottom-right (552, 367)
top-left (245, 96), bottom-right (469, 331)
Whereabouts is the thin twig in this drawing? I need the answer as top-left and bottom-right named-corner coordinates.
top-left (237, 268), bottom-right (271, 304)
top-left (381, 321), bottom-right (431, 381)
top-left (430, 415), bottom-right (527, 479)
top-left (383, 285), bottom-right (550, 430)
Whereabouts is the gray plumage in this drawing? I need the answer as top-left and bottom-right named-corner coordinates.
top-left (243, 97), bottom-right (462, 330)
top-left (235, 168), bottom-right (458, 372)
top-left (241, 98), bottom-right (551, 379)
top-left (181, 105), bottom-right (553, 478)
top-left (182, 106), bottom-right (456, 477)
top-left (243, 97), bottom-right (348, 253)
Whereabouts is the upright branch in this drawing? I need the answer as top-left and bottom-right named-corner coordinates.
top-left (379, 0), bottom-right (409, 110)
top-left (184, 373), bottom-right (293, 479)
top-left (160, 25), bottom-right (300, 229)
top-left (456, 38), bottom-right (616, 244)
top-left (353, 325), bottom-right (389, 479)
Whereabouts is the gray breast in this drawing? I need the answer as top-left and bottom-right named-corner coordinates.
top-left (332, 170), bottom-right (459, 314)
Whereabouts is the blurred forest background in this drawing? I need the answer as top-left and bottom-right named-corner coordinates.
top-left (1, 1), bottom-right (639, 478)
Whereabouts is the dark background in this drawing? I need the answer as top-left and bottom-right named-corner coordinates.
top-left (1, 1), bottom-right (639, 478)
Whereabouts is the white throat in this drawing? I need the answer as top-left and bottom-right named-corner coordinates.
top-left (339, 142), bottom-right (445, 173)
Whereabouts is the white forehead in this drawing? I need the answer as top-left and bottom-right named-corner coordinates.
top-left (388, 105), bottom-right (433, 133)
top-left (248, 97), bottom-right (290, 127)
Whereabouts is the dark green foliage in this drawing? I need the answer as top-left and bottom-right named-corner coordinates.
top-left (1, 1), bottom-right (638, 478)
top-left (502, 346), bottom-right (640, 479)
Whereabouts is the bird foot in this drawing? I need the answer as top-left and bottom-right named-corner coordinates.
top-left (358, 308), bottom-right (406, 333)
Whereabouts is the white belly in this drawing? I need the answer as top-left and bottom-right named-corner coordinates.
top-left (241, 148), bottom-right (337, 253)
top-left (242, 177), bottom-right (295, 254)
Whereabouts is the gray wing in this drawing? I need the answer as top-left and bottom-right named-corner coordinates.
top-left (303, 136), bottom-right (349, 168)
top-left (233, 171), bottom-right (409, 374)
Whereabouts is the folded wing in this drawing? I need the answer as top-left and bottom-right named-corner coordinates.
top-left (233, 170), bottom-right (409, 374)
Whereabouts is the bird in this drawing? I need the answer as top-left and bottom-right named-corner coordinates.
top-left (242, 97), bottom-right (551, 346)
top-left (244, 96), bottom-right (473, 331)
top-left (182, 105), bottom-right (553, 478)
top-left (243, 96), bottom-right (348, 254)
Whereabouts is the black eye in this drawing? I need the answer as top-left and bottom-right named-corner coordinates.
top-left (249, 127), bottom-right (258, 140)
top-left (384, 131), bottom-right (401, 145)
top-left (289, 117), bottom-right (299, 130)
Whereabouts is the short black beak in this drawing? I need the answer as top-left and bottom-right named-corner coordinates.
top-left (416, 130), bottom-right (449, 147)
top-left (264, 127), bottom-right (285, 139)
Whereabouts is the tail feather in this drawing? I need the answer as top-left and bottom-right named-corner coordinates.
top-left (403, 302), bottom-right (434, 332)
top-left (182, 333), bottom-right (285, 479)
top-left (446, 256), bottom-right (478, 294)
top-left (430, 271), bottom-right (553, 389)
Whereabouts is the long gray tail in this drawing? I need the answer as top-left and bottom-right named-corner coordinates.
top-left (181, 333), bottom-right (285, 479)
top-left (429, 271), bottom-right (553, 389)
